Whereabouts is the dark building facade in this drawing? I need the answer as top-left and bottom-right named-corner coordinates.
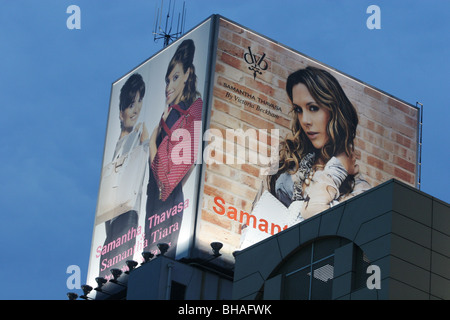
top-left (232, 179), bottom-right (450, 300)
top-left (83, 179), bottom-right (450, 300)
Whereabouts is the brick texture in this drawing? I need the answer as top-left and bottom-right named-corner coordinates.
top-left (197, 18), bottom-right (419, 259)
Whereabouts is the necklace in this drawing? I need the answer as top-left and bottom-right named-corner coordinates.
top-left (292, 152), bottom-right (315, 202)
top-left (304, 164), bottom-right (325, 187)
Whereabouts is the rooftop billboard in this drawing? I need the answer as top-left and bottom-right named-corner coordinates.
top-left (87, 15), bottom-right (420, 286)
top-left (87, 18), bottom-right (213, 286)
top-left (193, 16), bottom-right (420, 266)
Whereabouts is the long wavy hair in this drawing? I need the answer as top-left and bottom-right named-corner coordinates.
top-left (269, 66), bottom-right (358, 195)
top-left (166, 39), bottom-right (201, 107)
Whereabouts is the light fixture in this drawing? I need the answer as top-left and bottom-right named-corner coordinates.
top-left (110, 268), bottom-right (122, 281)
top-left (210, 242), bottom-right (223, 257)
top-left (94, 277), bottom-right (112, 295)
top-left (95, 277), bottom-right (107, 289)
top-left (67, 292), bottom-right (78, 300)
top-left (109, 268), bottom-right (127, 287)
top-left (186, 241), bottom-right (232, 281)
top-left (157, 243), bottom-right (170, 256)
top-left (141, 251), bottom-right (154, 264)
top-left (125, 260), bottom-right (138, 274)
top-left (80, 284), bottom-right (93, 300)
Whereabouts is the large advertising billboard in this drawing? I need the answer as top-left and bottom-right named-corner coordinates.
top-left (192, 16), bottom-right (420, 266)
top-left (87, 18), bottom-right (213, 286)
top-left (87, 15), bottom-right (420, 286)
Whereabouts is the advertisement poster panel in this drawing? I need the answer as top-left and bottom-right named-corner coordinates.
top-left (194, 17), bottom-right (420, 266)
top-left (87, 15), bottom-right (420, 285)
top-left (87, 19), bottom-right (213, 286)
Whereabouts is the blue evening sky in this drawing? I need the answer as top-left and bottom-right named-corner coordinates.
top-left (0, 0), bottom-right (448, 299)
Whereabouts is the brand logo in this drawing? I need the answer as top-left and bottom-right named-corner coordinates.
top-left (244, 47), bottom-right (268, 80)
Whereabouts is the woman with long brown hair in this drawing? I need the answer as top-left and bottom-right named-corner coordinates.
top-left (257, 66), bottom-right (370, 223)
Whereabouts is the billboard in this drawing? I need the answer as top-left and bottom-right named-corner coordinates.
top-left (192, 16), bottom-right (420, 266)
top-left (87, 15), bottom-right (420, 286)
top-left (87, 18), bottom-right (213, 286)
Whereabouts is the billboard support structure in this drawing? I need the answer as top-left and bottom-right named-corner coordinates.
top-left (416, 101), bottom-right (424, 190)
top-left (87, 14), bottom-right (422, 290)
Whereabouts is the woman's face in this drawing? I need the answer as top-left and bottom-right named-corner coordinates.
top-left (120, 91), bottom-right (143, 131)
top-left (292, 83), bottom-right (331, 150)
top-left (165, 63), bottom-right (189, 106)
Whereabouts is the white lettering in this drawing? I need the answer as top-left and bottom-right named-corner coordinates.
top-left (66, 265), bottom-right (81, 289)
top-left (171, 128), bottom-right (191, 165)
top-left (366, 265), bottom-right (381, 289)
top-left (366, 5), bottom-right (381, 30)
top-left (223, 304), bottom-right (272, 315)
top-left (66, 5), bottom-right (81, 30)
top-left (178, 304), bottom-right (213, 317)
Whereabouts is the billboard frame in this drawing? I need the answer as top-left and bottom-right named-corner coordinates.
top-left (190, 14), bottom-right (421, 264)
top-left (87, 13), bottom-right (422, 285)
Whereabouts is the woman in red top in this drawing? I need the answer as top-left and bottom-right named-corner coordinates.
top-left (144, 39), bottom-right (203, 258)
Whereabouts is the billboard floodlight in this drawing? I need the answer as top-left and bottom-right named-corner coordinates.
top-left (141, 251), bottom-right (155, 264)
top-left (67, 292), bottom-right (78, 300)
top-left (110, 268), bottom-right (123, 281)
top-left (125, 260), bottom-right (138, 274)
top-left (95, 277), bottom-right (107, 288)
top-left (157, 243), bottom-right (170, 256)
top-left (211, 242), bottom-right (223, 257)
top-left (79, 284), bottom-right (93, 300)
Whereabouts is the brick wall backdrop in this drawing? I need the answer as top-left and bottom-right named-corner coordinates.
top-left (196, 18), bottom-right (419, 262)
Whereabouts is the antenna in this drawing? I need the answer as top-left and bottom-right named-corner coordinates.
top-left (153, 0), bottom-right (187, 48)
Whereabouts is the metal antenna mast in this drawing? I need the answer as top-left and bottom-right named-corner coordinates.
top-left (153, 0), bottom-right (186, 48)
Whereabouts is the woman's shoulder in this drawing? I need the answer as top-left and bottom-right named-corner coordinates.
top-left (178, 96), bottom-right (203, 111)
top-left (192, 96), bottom-right (203, 106)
